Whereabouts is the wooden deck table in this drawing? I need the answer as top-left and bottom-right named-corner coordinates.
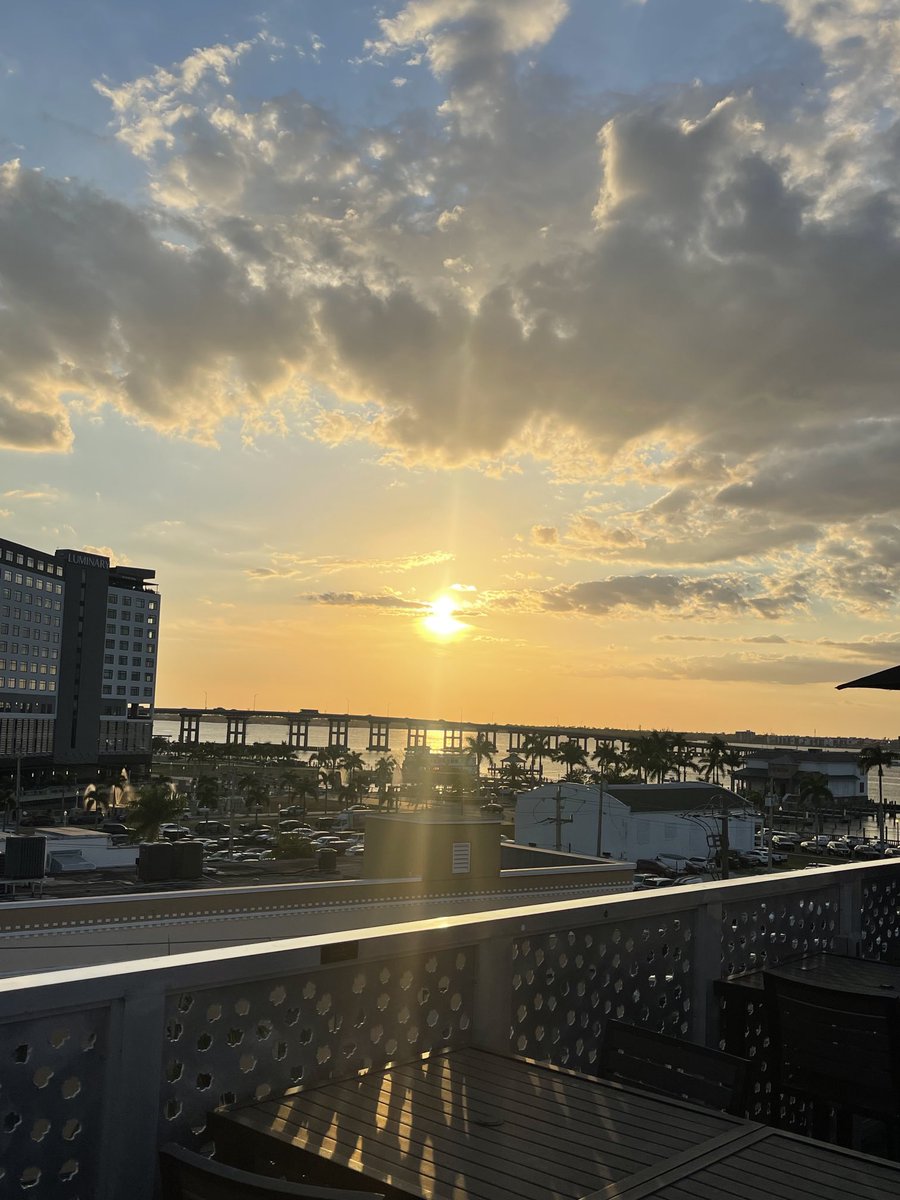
top-left (209, 1047), bottom-right (761, 1200)
top-left (588, 1127), bottom-right (900, 1199)
top-left (724, 952), bottom-right (900, 997)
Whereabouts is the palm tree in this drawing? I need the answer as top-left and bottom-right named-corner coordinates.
top-left (402, 746), bottom-right (433, 809)
top-left (699, 736), bottom-right (730, 784)
top-left (340, 750), bottom-right (366, 800)
top-left (858, 744), bottom-right (894, 846)
top-left (373, 755), bottom-right (398, 808)
top-left (278, 770), bottom-right (318, 820)
top-left (796, 772), bottom-right (833, 837)
top-left (591, 740), bottom-right (621, 778)
top-left (622, 739), bottom-right (653, 783)
top-left (238, 774), bottom-right (269, 826)
top-left (194, 774), bottom-right (219, 812)
top-left (552, 739), bottom-right (588, 781)
top-left (125, 781), bottom-right (184, 843)
top-left (521, 732), bottom-right (552, 780)
top-left (309, 746), bottom-right (343, 815)
top-left (671, 737), bottom-right (698, 782)
top-left (464, 734), bottom-right (496, 785)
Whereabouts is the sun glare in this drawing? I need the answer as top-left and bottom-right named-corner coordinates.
top-left (422, 593), bottom-right (468, 639)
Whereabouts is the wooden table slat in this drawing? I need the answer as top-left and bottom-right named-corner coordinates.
top-left (262, 1088), bottom-right (616, 1196)
top-left (212, 1048), bottom-right (759, 1200)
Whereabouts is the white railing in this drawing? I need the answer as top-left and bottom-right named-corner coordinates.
top-left (0, 860), bottom-right (898, 1199)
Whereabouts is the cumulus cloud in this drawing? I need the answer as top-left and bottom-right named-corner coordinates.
top-left (539, 573), bottom-right (806, 620)
top-left (1, 0), bottom-right (900, 646)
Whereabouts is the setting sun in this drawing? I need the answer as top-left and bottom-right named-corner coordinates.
top-left (422, 593), bottom-right (468, 639)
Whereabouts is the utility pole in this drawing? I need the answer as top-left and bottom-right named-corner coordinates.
top-left (720, 791), bottom-right (730, 880)
top-left (14, 752), bottom-right (22, 834)
top-left (595, 770), bottom-right (605, 858)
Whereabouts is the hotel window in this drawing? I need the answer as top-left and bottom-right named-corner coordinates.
top-left (104, 654), bottom-right (113, 665)
top-left (38, 681), bottom-right (46, 692)
top-left (131, 671), bottom-right (140, 681)
top-left (122, 596), bottom-right (132, 607)
top-left (117, 670), bottom-right (126, 681)
top-left (14, 573), bottom-right (22, 584)
top-left (106, 623), bottom-right (116, 634)
top-left (132, 656), bottom-right (141, 666)
top-left (132, 641), bottom-right (142, 651)
top-left (105, 639), bottom-right (115, 649)
top-left (144, 673), bottom-right (153, 683)
top-left (36, 561), bottom-right (43, 571)
top-left (118, 656), bottom-right (127, 665)
top-left (144, 658), bottom-right (154, 668)
top-left (148, 600), bottom-right (157, 610)
top-left (103, 670), bottom-right (113, 680)
top-left (119, 640), bottom-right (128, 650)
top-left (15, 555), bottom-right (22, 565)
top-left (116, 686), bottom-right (126, 696)
top-left (119, 625), bottom-right (129, 635)
top-left (26, 558), bottom-right (33, 568)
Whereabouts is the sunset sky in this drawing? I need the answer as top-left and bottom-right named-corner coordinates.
top-left (3, 0), bottom-right (900, 737)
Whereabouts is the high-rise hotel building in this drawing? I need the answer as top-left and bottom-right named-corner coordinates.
top-left (0, 537), bottom-right (160, 776)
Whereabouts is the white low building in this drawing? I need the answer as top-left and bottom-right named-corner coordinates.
top-left (514, 781), bottom-right (758, 865)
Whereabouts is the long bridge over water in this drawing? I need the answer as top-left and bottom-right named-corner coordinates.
top-left (153, 706), bottom-right (877, 755)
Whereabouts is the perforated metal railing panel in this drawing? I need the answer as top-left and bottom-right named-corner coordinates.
top-left (0, 1006), bottom-right (107, 1197)
top-left (862, 866), bottom-right (900, 960)
top-left (512, 913), bottom-right (695, 1073)
top-left (158, 945), bottom-right (476, 1150)
top-left (721, 886), bottom-right (841, 977)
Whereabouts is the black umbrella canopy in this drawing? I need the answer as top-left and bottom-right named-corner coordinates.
top-left (836, 664), bottom-right (900, 691)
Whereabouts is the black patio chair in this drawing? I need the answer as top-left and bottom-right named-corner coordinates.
top-left (159, 1144), bottom-right (384, 1200)
top-left (596, 1019), bottom-right (750, 1116)
top-left (763, 970), bottom-right (900, 1146)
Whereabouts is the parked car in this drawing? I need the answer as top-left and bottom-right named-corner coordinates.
top-left (159, 823), bottom-right (191, 841)
top-left (853, 843), bottom-right (884, 860)
top-left (770, 835), bottom-right (796, 851)
top-left (737, 850), bottom-right (767, 867)
top-left (194, 820), bottom-right (230, 837)
top-left (100, 822), bottom-right (131, 839)
top-left (826, 840), bottom-right (851, 857)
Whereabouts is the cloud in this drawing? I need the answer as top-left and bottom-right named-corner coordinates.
top-left (248, 549), bottom-right (453, 581)
top-left (643, 653), bottom-right (851, 687)
top-left (300, 591), bottom-right (430, 611)
top-left (2, 487), bottom-right (60, 501)
top-left (531, 525), bottom-right (559, 546)
top-left (2, 0), bottom-right (900, 634)
top-left (0, 158), bottom-right (307, 447)
top-left (538, 574), bottom-right (807, 620)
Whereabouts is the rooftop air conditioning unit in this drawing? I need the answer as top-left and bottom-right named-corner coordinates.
top-left (4, 836), bottom-right (47, 880)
